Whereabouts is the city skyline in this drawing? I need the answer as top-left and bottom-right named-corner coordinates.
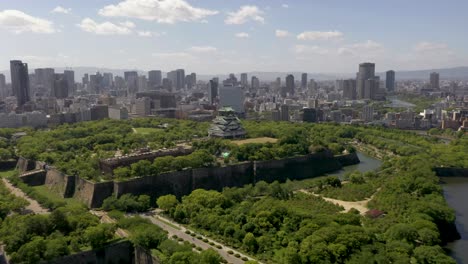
top-left (1, 0), bottom-right (468, 74)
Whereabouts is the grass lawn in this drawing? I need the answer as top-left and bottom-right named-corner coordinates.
top-left (231, 137), bottom-right (278, 146)
top-left (0, 169), bottom-right (17, 178)
top-left (133, 127), bottom-right (164, 135)
top-left (32, 185), bottom-right (85, 207)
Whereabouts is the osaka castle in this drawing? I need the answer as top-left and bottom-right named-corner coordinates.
top-left (208, 107), bottom-right (247, 139)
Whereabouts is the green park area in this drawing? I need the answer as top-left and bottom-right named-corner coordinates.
top-left (0, 117), bottom-right (466, 263)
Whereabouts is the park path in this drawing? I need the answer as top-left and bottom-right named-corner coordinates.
top-left (140, 213), bottom-right (261, 264)
top-left (299, 189), bottom-right (379, 215)
top-left (1, 178), bottom-right (49, 214)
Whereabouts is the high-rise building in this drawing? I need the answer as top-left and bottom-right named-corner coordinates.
top-left (10, 60), bottom-right (30, 107)
top-left (364, 78), bottom-right (378, 100)
top-left (301, 73), bottom-right (308, 89)
top-left (102, 73), bottom-right (113, 89)
top-left (82, 74), bottom-right (89, 85)
top-left (219, 84), bottom-right (244, 114)
top-left (167, 69), bottom-right (185, 90)
top-left (162, 78), bottom-right (172, 91)
top-left (34, 68), bottom-right (55, 95)
top-left (241, 73), bottom-right (248, 86)
top-left (251, 76), bottom-right (260, 90)
top-left (303, 108), bottom-right (317, 123)
top-left (89, 73), bottom-right (104, 94)
top-left (208, 79), bottom-right (218, 105)
top-left (137, 76), bottom-right (148, 92)
top-left (286, 74), bottom-right (295, 96)
top-left (386, 70), bottom-right (395, 92)
top-left (343, 79), bottom-right (357, 100)
top-left (362, 105), bottom-right (374, 122)
top-left (52, 74), bottom-right (69, 99)
top-left (430, 72), bottom-right (440, 90)
top-left (357, 62), bottom-right (375, 99)
top-left (276, 77), bottom-right (281, 86)
top-left (124, 71), bottom-right (138, 94)
top-left (135, 97), bottom-right (151, 116)
top-left (190, 73), bottom-right (196, 87)
top-left (148, 70), bottom-right (162, 88)
top-left (0, 74), bottom-right (6, 99)
top-left (63, 70), bottom-right (75, 95)
top-left (280, 104), bottom-right (289, 121)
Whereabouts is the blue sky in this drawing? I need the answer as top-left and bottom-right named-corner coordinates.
top-left (0, 0), bottom-right (467, 74)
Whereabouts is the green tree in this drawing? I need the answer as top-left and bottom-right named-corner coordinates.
top-left (243, 232), bottom-right (258, 253)
top-left (84, 224), bottom-right (116, 249)
top-left (157, 194), bottom-right (179, 211)
top-left (199, 248), bottom-right (223, 264)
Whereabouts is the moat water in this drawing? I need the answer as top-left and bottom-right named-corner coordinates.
top-left (328, 152), bottom-right (382, 179)
top-left (442, 177), bottom-right (468, 263)
top-left (386, 96), bottom-right (416, 108)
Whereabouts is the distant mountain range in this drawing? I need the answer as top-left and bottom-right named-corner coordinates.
top-left (2, 66), bottom-right (468, 82)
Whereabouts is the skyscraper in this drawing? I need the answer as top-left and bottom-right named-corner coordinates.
top-left (357, 62), bottom-right (375, 99)
top-left (219, 84), bottom-right (244, 114)
top-left (208, 79), bottom-right (218, 105)
top-left (34, 68), bottom-right (55, 95)
top-left (343, 79), bottom-right (357, 100)
top-left (286, 74), bottom-right (295, 96)
top-left (240, 73), bottom-right (248, 87)
top-left (0, 74), bottom-right (6, 99)
top-left (386, 70), bottom-right (395, 92)
top-left (64, 70), bottom-right (75, 95)
top-left (364, 79), bottom-right (378, 100)
top-left (10, 60), bottom-right (30, 107)
top-left (124, 71), bottom-right (138, 94)
top-left (167, 69), bottom-right (185, 90)
top-left (52, 74), bottom-right (69, 99)
top-left (301, 73), bottom-right (308, 89)
top-left (148, 70), bottom-right (162, 87)
top-left (430, 72), bottom-right (440, 90)
top-left (251, 76), bottom-right (260, 90)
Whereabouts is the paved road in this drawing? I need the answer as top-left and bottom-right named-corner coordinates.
top-left (1, 178), bottom-right (49, 214)
top-left (140, 213), bottom-right (260, 264)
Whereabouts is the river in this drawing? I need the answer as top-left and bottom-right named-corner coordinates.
top-left (328, 152), bottom-right (382, 179)
top-left (442, 177), bottom-right (468, 263)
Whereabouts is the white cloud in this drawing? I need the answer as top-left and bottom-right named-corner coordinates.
top-left (137, 31), bottom-right (152, 37)
top-left (297, 31), bottom-right (343, 41)
top-left (151, 52), bottom-right (193, 59)
top-left (338, 40), bottom-right (384, 56)
top-left (99, 0), bottom-right (218, 24)
top-left (51, 6), bottom-right (71, 14)
top-left (282, 4), bottom-right (289, 8)
top-left (414, 41), bottom-right (448, 52)
top-left (0, 9), bottom-right (56, 34)
top-left (293, 45), bottom-right (329, 55)
top-left (225, 6), bottom-right (265, 25)
top-left (187, 46), bottom-right (218, 53)
top-left (235, 32), bottom-right (249, 38)
top-left (77, 18), bottom-right (133, 35)
top-left (275, 29), bottom-right (290, 38)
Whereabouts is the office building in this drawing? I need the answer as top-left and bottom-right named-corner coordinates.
top-left (135, 97), bottom-right (152, 116)
top-left (208, 79), bottom-right (218, 105)
top-left (148, 70), bottom-right (162, 87)
top-left (34, 68), bottom-right (55, 95)
top-left (0, 74), bottom-right (6, 99)
top-left (430, 72), bottom-right (440, 90)
top-left (89, 73), bottom-right (104, 94)
top-left (343, 79), bottom-right (357, 100)
top-left (108, 106), bottom-right (129, 120)
top-left (10, 60), bottom-right (31, 107)
top-left (241, 73), bottom-right (248, 86)
top-left (362, 105), bottom-right (374, 122)
top-left (52, 74), bottom-right (69, 99)
top-left (364, 78), bottom-right (378, 100)
top-left (301, 73), bottom-right (308, 89)
top-left (167, 69), bottom-right (185, 90)
top-left (102, 73), bottom-right (113, 89)
top-left (251, 76), bottom-right (260, 90)
top-left (162, 78), bottom-right (172, 91)
top-left (63, 70), bottom-right (75, 95)
top-left (303, 108), bottom-right (317, 122)
top-left (286, 74), bottom-right (295, 96)
top-left (357, 62), bottom-right (375, 99)
top-left (219, 84), bottom-right (244, 114)
top-left (386, 70), bottom-right (395, 92)
top-left (124, 71), bottom-right (138, 94)
top-left (82, 74), bottom-right (89, 85)
top-left (280, 104), bottom-right (289, 121)
top-left (137, 76), bottom-right (148, 92)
